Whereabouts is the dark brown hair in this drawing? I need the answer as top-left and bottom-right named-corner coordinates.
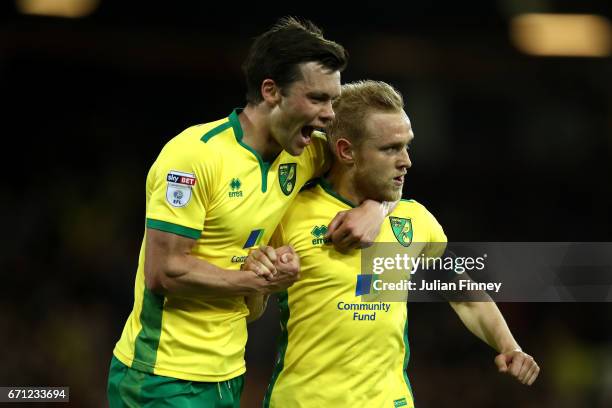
top-left (242, 16), bottom-right (348, 104)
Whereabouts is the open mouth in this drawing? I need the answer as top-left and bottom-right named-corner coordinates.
top-left (299, 125), bottom-right (326, 148)
top-left (299, 126), bottom-right (317, 146)
top-left (393, 175), bottom-right (405, 185)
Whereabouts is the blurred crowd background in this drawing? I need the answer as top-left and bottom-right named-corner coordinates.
top-left (1, 0), bottom-right (611, 406)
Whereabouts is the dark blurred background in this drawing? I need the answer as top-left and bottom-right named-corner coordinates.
top-left (1, 0), bottom-right (611, 407)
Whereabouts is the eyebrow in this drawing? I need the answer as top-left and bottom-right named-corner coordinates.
top-left (381, 136), bottom-right (414, 147)
top-left (306, 92), bottom-right (338, 101)
top-left (380, 141), bottom-right (408, 149)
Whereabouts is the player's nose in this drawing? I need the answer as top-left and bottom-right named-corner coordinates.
top-left (398, 147), bottom-right (412, 169)
top-left (318, 101), bottom-right (335, 125)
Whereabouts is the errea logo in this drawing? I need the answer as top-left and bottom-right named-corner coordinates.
top-left (311, 225), bottom-right (330, 245)
top-left (229, 178), bottom-right (243, 198)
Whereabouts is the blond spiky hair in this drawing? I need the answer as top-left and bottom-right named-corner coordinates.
top-left (328, 80), bottom-right (404, 147)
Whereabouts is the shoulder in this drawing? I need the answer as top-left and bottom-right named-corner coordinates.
top-left (150, 121), bottom-right (234, 186)
top-left (394, 198), bottom-right (441, 224)
top-left (394, 198), bottom-right (446, 244)
top-left (395, 198), bottom-right (427, 215)
top-left (158, 115), bottom-right (237, 160)
top-left (170, 117), bottom-right (235, 149)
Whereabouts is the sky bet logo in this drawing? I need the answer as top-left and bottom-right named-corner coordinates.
top-left (166, 171), bottom-right (196, 208)
top-left (166, 172), bottom-right (196, 186)
top-left (311, 225), bottom-right (330, 245)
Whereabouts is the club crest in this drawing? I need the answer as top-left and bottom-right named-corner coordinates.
top-left (278, 163), bottom-right (297, 196)
top-left (389, 216), bottom-right (413, 247)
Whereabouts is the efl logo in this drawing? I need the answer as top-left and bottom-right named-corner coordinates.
top-left (166, 170), bottom-right (196, 208)
top-left (355, 274), bottom-right (374, 296)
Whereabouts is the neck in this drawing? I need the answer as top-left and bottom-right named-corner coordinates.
top-left (326, 164), bottom-right (364, 205)
top-left (239, 104), bottom-right (282, 162)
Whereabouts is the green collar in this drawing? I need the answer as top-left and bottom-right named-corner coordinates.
top-left (318, 178), bottom-right (356, 208)
top-left (228, 108), bottom-right (273, 192)
top-left (228, 108), bottom-right (244, 141)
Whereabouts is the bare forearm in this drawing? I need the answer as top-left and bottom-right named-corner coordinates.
top-left (145, 228), bottom-right (265, 296)
top-left (450, 292), bottom-right (540, 386)
top-left (147, 253), bottom-right (257, 296)
top-left (327, 199), bottom-right (398, 250)
top-left (450, 300), bottom-right (520, 353)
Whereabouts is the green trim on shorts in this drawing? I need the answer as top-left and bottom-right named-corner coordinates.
top-left (107, 356), bottom-right (244, 408)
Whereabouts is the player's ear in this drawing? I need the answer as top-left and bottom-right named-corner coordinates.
top-left (261, 79), bottom-right (281, 106)
top-left (335, 138), bottom-right (355, 164)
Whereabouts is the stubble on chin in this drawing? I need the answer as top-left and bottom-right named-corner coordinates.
top-left (382, 184), bottom-right (403, 202)
top-left (390, 189), bottom-right (402, 202)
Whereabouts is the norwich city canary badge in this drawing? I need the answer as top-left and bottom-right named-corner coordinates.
top-left (389, 216), bottom-right (413, 247)
top-left (278, 163), bottom-right (297, 196)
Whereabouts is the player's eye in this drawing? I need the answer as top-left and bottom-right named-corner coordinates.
top-left (309, 95), bottom-right (327, 103)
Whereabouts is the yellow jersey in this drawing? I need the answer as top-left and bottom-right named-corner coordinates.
top-left (264, 179), bottom-right (447, 407)
top-left (113, 109), bottom-right (330, 382)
